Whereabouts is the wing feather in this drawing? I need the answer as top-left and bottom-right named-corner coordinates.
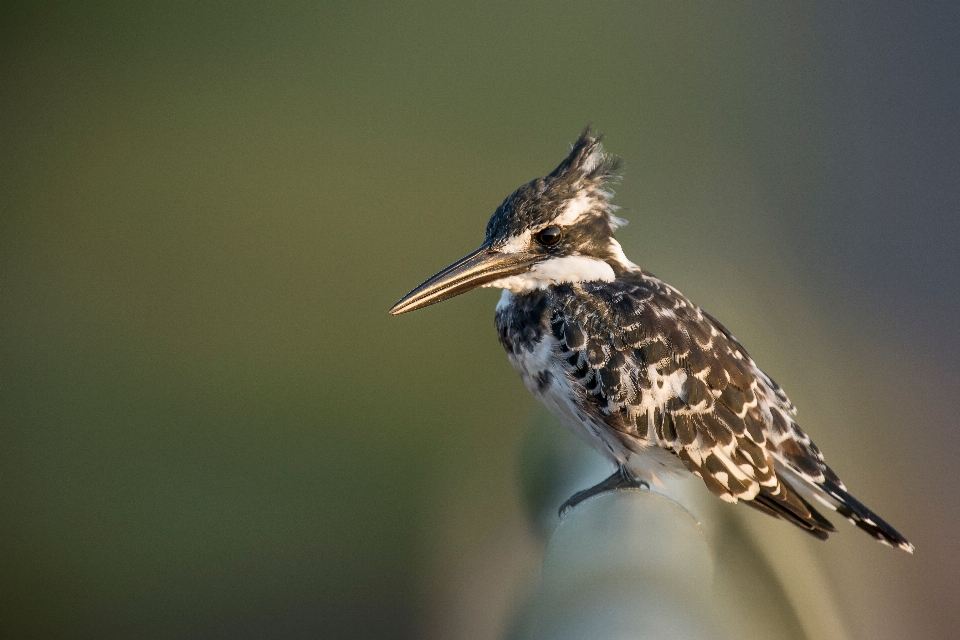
top-left (544, 270), bottom-right (910, 548)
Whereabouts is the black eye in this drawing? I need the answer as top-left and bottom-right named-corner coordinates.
top-left (536, 226), bottom-right (563, 247)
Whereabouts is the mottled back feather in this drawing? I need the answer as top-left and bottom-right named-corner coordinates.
top-left (497, 269), bottom-right (912, 549)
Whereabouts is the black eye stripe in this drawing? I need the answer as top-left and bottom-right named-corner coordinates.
top-left (536, 226), bottom-right (563, 247)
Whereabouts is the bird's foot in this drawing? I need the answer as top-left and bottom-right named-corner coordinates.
top-left (558, 467), bottom-right (648, 518)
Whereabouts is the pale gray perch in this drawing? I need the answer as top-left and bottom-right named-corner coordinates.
top-left (510, 489), bottom-right (729, 640)
top-left (507, 417), bottom-right (850, 640)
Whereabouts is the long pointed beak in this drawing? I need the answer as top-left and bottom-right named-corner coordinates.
top-left (389, 243), bottom-right (539, 315)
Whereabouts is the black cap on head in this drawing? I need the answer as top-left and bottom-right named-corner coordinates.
top-left (484, 127), bottom-right (623, 247)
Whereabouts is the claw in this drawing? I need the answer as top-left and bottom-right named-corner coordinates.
top-left (558, 466), bottom-right (648, 518)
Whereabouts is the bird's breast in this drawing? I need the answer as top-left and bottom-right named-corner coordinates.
top-left (495, 290), bottom-right (635, 463)
top-left (494, 290), bottom-right (551, 355)
top-left (495, 290), bottom-right (574, 412)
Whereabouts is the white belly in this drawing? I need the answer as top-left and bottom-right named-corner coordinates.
top-left (506, 333), bottom-right (687, 483)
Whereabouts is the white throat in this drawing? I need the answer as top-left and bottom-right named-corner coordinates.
top-left (484, 255), bottom-right (617, 294)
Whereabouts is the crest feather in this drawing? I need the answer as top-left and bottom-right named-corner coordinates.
top-left (548, 126), bottom-right (622, 186)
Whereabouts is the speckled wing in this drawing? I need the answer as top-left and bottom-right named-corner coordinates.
top-left (546, 270), bottom-right (909, 548)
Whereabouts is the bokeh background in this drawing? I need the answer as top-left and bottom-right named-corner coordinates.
top-left (2, 2), bottom-right (958, 638)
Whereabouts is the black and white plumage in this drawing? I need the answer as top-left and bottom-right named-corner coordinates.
top-left (391, 129), bottom-right (913, 553)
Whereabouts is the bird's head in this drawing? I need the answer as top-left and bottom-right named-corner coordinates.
top-left (390, 128), bottom-right (635, 315)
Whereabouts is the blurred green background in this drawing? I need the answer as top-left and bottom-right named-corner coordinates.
top-left (2, 2), bottom-right (958, 638)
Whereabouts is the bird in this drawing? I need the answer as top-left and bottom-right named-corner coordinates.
top-left (389, 128), bottom-right (913, 553)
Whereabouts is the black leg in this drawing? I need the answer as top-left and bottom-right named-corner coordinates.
top-left (558, 466), bottom-right (648, 517)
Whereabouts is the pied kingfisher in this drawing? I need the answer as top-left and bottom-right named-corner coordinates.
top-left (390, 129), bottom-right (913, 552)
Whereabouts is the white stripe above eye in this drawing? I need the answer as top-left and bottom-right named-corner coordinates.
top-left (553, 192), bottom-right (594, 226)
top-left (497, 229), bottom-right (533, 253)
top-left (482, 255), bottom-right (616, 293)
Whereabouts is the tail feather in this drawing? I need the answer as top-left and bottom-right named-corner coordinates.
top-left (819, 479), bottom-right (914, 553)
top-left (743, 479), bottom-right (837, 541)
